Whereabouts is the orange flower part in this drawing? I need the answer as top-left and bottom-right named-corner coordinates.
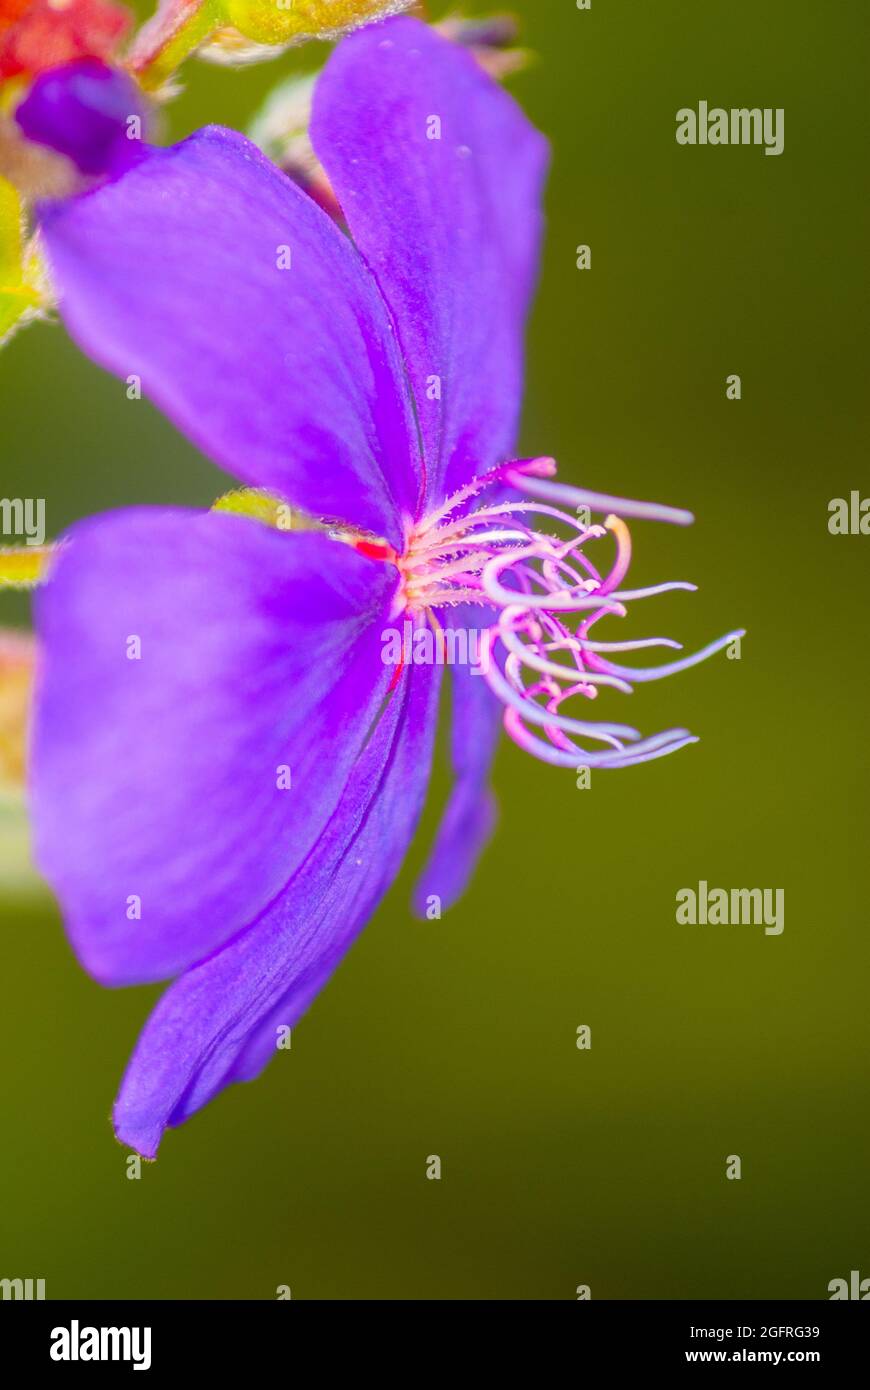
top-left (0, 0), bottom-right (131, 82)
top-left (0, 629), bottom-right (33, 792)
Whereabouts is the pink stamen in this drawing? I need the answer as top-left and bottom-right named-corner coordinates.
top-left (349, 459), bottom-right (739, 770)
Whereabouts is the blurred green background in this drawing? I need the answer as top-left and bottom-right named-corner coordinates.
top-left (1, 0), bottom-right (868, 1300)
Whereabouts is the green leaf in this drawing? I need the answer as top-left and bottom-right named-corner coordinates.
top-left (0, 177), bottom-right (45, 347)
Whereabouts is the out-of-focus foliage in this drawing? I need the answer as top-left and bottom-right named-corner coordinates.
top-left (0, 629), bottom-right (32, 792)
top-left (224, 0), bottom-right (413, 46)
top-left (0, 631), bottom-right (37, 886)
top-left (0, 632), bottom-right (38, 893)
top-left (0, 174), bottom-right (44, 343)
top-left (212, 487), bottom-right (324, 532)
top-left (0, 541), bottom-right (54, 585)
top-left (130, 0), bottom-right (414, 88)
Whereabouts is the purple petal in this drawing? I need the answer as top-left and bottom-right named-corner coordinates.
top-left (413, 655), bottom-right (501, 915)
top-left (113, 662), bottom-right (442, 1157)
top-left (312, 16), bottom-right (548, 510)
top-left (39, 126), bottom-right (420, 545)
top-left (31, 509), bottom-right (397, 984)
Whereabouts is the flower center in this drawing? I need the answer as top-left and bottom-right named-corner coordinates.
top-left (353, 458), bottom-right (742, 770)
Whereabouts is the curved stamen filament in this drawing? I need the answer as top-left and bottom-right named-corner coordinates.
top-left (503, 461), bottom-right (696, 527)
top-left (357, 458), bottom-right (738, 770)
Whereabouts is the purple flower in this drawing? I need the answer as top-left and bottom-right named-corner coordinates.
top-left (31, 18), bottom-right (738, 1155)
top-left (15, 58), bottom-right (147, 178)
